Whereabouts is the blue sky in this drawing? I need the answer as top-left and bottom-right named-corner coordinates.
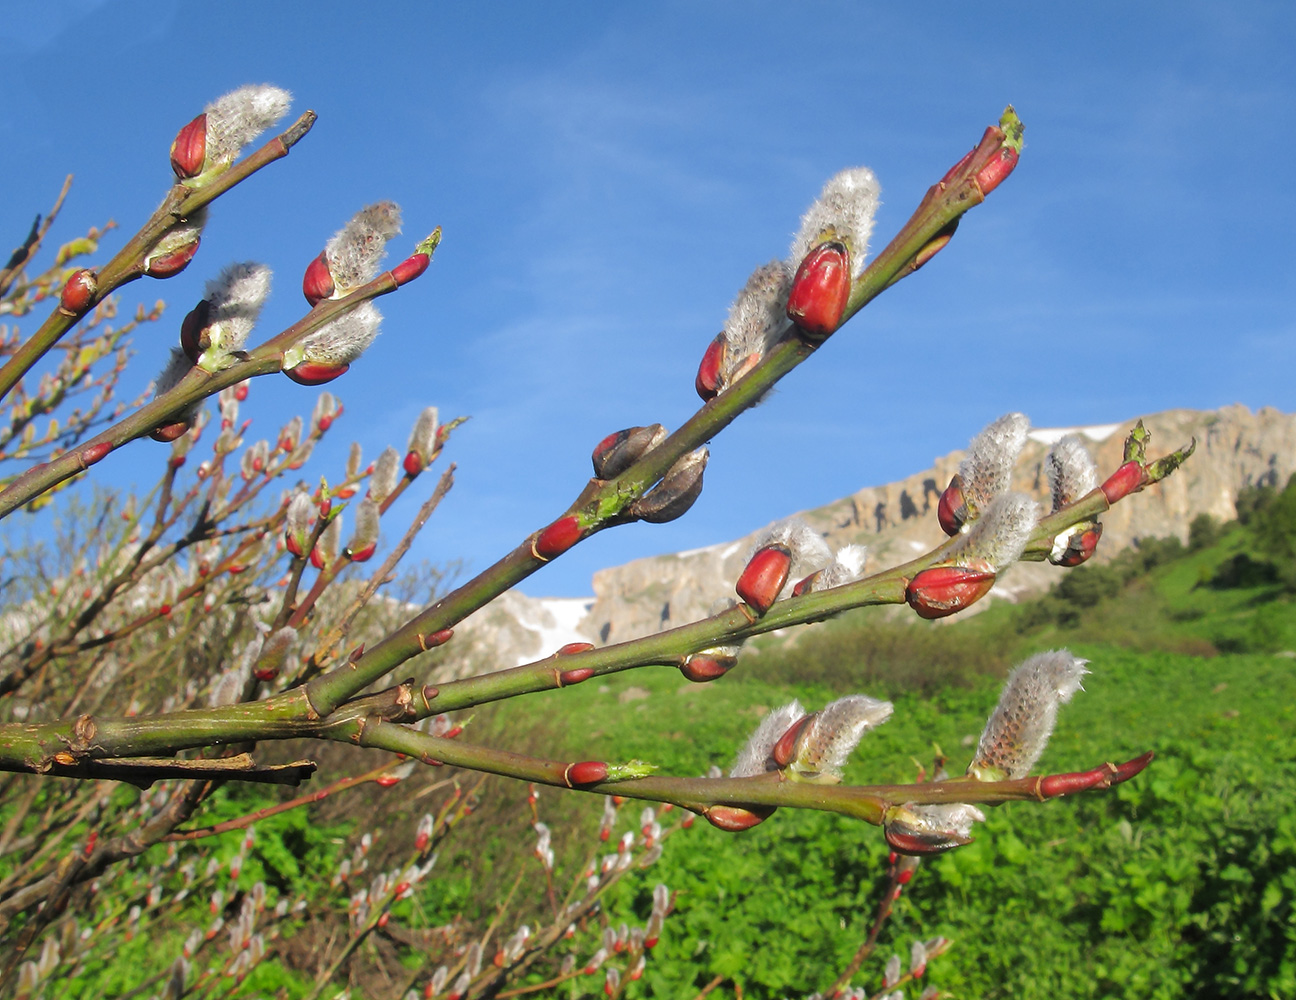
top-left (2, 2), bottom-right (1293, 597)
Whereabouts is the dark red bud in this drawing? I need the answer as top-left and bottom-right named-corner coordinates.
top-left (936, 474), bottom-right (968, 536)
top-left (557, 642), bottom-right (594, 656)
top-left (420, 628), bottom-right (454, 651)
top-left (180, 299), bottom-right (211, 363)
top-left (1100, 460), bottom-right (1146, 504)
top-left (347, 543), bottom-right (376, 563)
top-left (59, 269), bottom-right (98, 316)
top-left (403, 449), bottom-right (424, 477)
top-left (375, 775), bottom-right (401, 788)
top-left (150, 420), bottom-right (190, 443)
top-left (302, 252), bottom-right (335, 306)
top-left (631, 449), bottom-right (707, 524)
top-left (310, 547), bottom-right (326, 570)
top-left (284, 360), bottom-right (350, 386)
top-left (377, 912), bottom-right (389, 928)
top-left (705, 804), bottom-right (775, 832)
top-left (679, 654), bottom-right (732, 683)
top-left (771, 714), bottom-right (814, 768)
top-left (896, 867), bottom-right (914, 885)
top-left (145, 239), bottom-right (201, 278)
top-left (234, 382), bottom-right (249, 402)
top-left (334, 486), bottom-right (356, 499)
top-left (565, 761), bottom-right (609, 787)
top-left (905, 564), bottom-right (996, 619)
top-left (787, 241), bottom-right (850, 339)
top-left (391, 252), bottom-right (430, 286)
top-left (695, 333), bottom-right (726, 401)
top-left (533, 515), bottom-right (582, 560)
top-left (170, 112), bottom-right (208, 179)
top-left (318, 496), bottom-right (332, 517)
top-left (736, 543), bottom-right (792, 615)
top-left (285, 535), bottom-right (304, 558)
top-left (975, 146), bottom-right (1020, 196)
top-left (159, 604), bottom-right (172, 617)
top-left (560, 667), bottom-right (596, 685)
top-left (1052, 523), bottom-right (1103, 567)
top-left (80, 442), bottom-right (113, 466)
top-left (254, 664), bottom-right (279, 682)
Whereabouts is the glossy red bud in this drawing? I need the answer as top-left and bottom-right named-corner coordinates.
top-left (557, 642), bottom-right (594, 656)
top-left (695, 333), bottom-right (726, 401)
top-left (896, 867), bottom-right (915, 885)
top-left (347, 543), bottom-right (376, 563)
top-left (285, 535), bottom-right (305, 558)
top-left (159, 604), bottom-right (172, 617)
top-left (284, 360), bottom-right (350, 386)
top-left (80, 442), bottom-right (113, 466)
top-left (905, 564), bottom-right (995, 620)
top-left (59, 269), bottom-right (98, 316)
top-left (1038, 751), bottom-right (1152, 798)
top-left (533, 515), bottom-right (582, 560)
top-left (565, 761), bottom-right (609, 787)
top-left (150, 420), bottom-right (190, 443)
top-left (170, 113), bottom-right (208, 179)
top-left (391, 252), bottom-right (430, 286)
top-left (679, 654), bottom-right (731, 683)
top-left (936, 474), bottom-right (968, 536)
top-left (375, 775), bottom-right (401, 788)
top-left (302, 252), bottom-right (335, 306)
top-left (736, 543), bottom-right (792, 615)
top-left (144, 239), bottom-right (201, 278)
top-left (234, 382), bottom-right (249, 402)
top-left (787, 241), bottom-right (850, 339)
top-left (705, 804), bottom-right (775, 832)
top-left (253, 664), bottom-right (279, 682)
top-left (771, 714), bottom-right (814, 768)
top-left (560, 667), bottom-right (596, 685)
top-left (975, 146), bottom-right (1019, 196)
top-left (1100, 460), bottom-right (1146, 504)
top-left (310, 547), bottom-right (325, 570)
top-left (403, 449), bottom-right (424, 476)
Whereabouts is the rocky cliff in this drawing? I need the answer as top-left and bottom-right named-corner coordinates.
top-left (441, 405), bottom-right (1295, 676)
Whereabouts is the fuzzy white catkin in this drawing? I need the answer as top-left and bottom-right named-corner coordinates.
top-left (154, 348), bottom-right (191, 398)
top-left (902, 802), bottom-right (986, 840)
top-left (299, 301), bottom-right (381, 366)
top-left (731, 700), bottom-right (805, 777)
top-left (203, 262), bottom-right (272, 353)
top-left (325, 202), bottom-right (402, 293)
top-left (204, 85), bottom-right (292, 164)
top-left (959, 412), bottom-right (1030, 513)
top-left (721, 260), bottom-right (792, 385)
top-left (407, 406), bottom-right (439, 458)
top-left (792, 695), bottom-right (893, 781)
top-left (370, 447), bottom-right (401, 505)
top-left (790, 167), bottom-right (881, 276)
top-left (972, 650), bottom-right (1089, 778)
top-left (951, 491), bottom-right (1040, 571)
top-left (1047, 433), bottom-right (1100, 510)
top-left (816, 544), bottom-right (868, 591)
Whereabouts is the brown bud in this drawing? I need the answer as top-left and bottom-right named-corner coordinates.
top-left (786, 241), bottom-right (850, 339)
top-left (170, 112), bottom-right (208, 179)
top-left (59, 269), bottom-right (98, 317)
top-left (936, 474), bottom-right (968, 536)
top-left (591, 424), bottom-right (666, 480)
top-left (302, 252), bottom-right (335, 306)
top-left (80, 442), bottom-right (113, 466)
top-left (695, 333), bottom-right (726, 401)
top-left (532, 515), bottom-right (582, 560)
top-left (905, 564), bottom-right (995, 620)
top-left (735, 543), bottom-right (792, 615)
top-left (630, 447), bottom-right (708, 523)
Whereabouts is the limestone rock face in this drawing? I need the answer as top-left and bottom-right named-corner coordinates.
top-left (584, 405), bottom-right (1296, 645)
